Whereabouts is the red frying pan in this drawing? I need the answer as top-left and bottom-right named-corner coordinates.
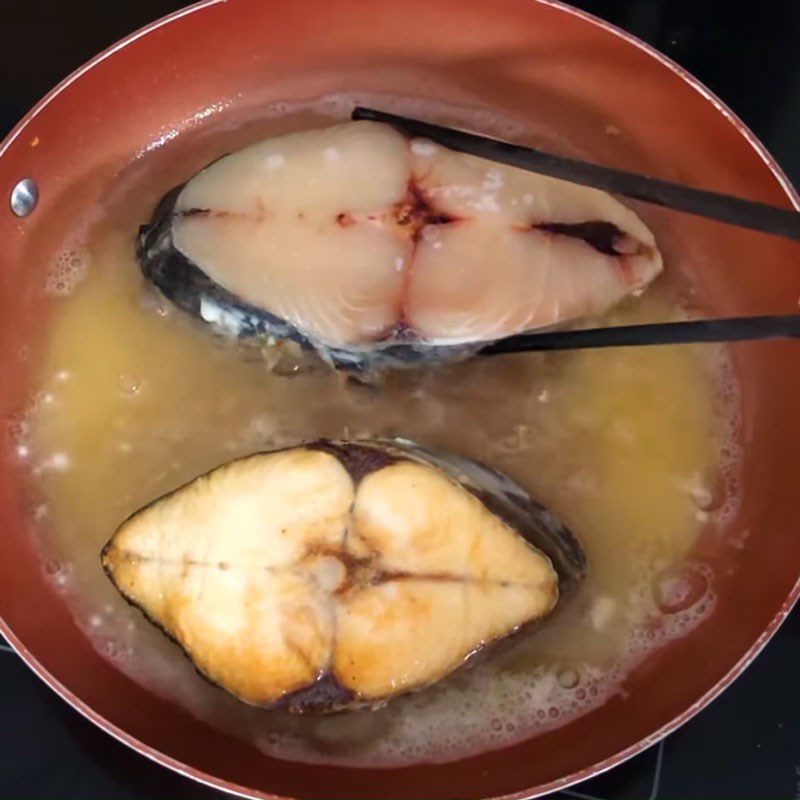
top-left (1, 1), bottom-right (799, 798)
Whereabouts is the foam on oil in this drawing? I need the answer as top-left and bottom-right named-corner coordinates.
top-left (46, 242), bottom-right (90, 297)
top-left (22, 94), bottom-right (741, 767)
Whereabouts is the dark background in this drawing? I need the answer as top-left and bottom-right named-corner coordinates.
top-left (2, 1), bottom-right (799, 798)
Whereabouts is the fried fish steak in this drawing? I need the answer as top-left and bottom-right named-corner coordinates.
top-left (102, 439), bottom-right (586, 712)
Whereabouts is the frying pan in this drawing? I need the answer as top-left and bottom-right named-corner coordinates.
top-left (1, 1), bottom-right (799, 798)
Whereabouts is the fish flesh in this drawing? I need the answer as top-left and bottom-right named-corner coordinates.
top-left (102, 439), bottom-right (586, 712)
top-left (138, 120), bottom-right (662, 371)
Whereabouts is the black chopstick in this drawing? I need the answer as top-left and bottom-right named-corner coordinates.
top-left (352, 107), bottom-right (800, 242)
top-left (479, 314), bottom-right (800, 355)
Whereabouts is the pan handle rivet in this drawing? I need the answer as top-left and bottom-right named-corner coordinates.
top-left (10, 178), bottom-right (38, 217)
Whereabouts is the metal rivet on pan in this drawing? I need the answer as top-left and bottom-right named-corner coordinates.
top-left (10, 178), bottom-right (38, 217)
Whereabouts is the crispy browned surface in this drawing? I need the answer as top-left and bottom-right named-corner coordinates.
top-left (102, 442), bottom-right (561, 711)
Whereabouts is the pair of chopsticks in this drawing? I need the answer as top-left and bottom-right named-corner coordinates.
top-left (352, 107), bottom-right (800, 354)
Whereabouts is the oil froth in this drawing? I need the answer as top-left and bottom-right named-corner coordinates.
top-left (45, 244), bottom-right (90, 296)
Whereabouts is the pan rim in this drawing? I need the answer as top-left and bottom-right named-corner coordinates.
top-left (0, 1), bottom-right (798, 799)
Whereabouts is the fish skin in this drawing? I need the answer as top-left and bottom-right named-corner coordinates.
top-left (102, 439), bottom-right (585, 712)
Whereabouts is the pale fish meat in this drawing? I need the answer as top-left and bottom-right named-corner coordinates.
top-left (138, 120), bottom-right (662, 371)
top-left (101, 439), bottom-right (586, 712)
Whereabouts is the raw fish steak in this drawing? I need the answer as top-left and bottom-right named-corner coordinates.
top-left (138, 121), bottom-right (662, 371)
